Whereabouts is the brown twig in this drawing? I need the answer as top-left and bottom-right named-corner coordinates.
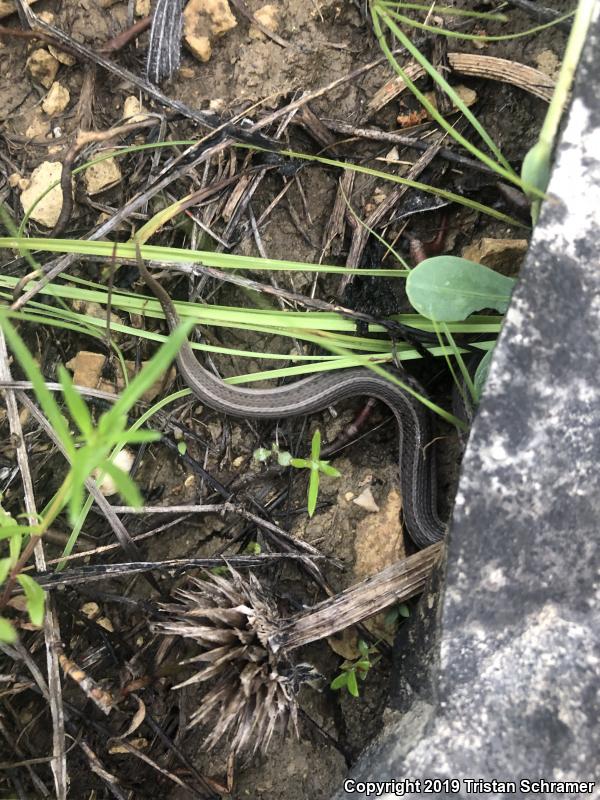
top-left (321, 118), bottom-right (497, 175)
top-left (228, 0), bottom-right (297, 49)
top-left (98, 14), bottom-right (152, 52)
top-left (49, 120), bottom-right (161, 237)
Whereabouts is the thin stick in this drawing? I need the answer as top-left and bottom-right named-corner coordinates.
top-left (321, 118), bottom-right (497, 174)
top-left (28, 554), bottom-right (327, 590)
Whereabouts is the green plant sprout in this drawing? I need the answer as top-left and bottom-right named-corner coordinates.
top-left (331, 639), bottom-right (381, 697)
top-left (384, 602), bottom-right (411, 627)
top-left (254, 430), bottom-right (341, 517)
top-left (521, 0), bottom-right (596, 221)
top-left (0, 312), bottom-right (190, 643)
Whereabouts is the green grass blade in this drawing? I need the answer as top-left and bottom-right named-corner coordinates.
top-left (372, 4), bottom-right (517, 179)
top-left (385, 8), bottom-right (575, 42)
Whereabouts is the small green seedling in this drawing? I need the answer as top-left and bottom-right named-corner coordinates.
top-left (254, 430), bottom-right (341, 518)
top-left (0, 307), bottom-right (191, 642)
top-left (330, 639), bottom-right (381, 698)
top-left (291, 430), bottom-right (342, 517)
top-left (383, 603), bottom-right (411, 628)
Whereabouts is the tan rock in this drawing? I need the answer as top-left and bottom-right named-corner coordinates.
top-left (183, 0), bottom-right (237, 62)
top-left (26, 49), bottom-right (59, 89)
top-left (327, 627), bottom-right (360, 661)
top-left (352, 486), bottom-right (379, 513)
top-left (535, 49), bottom-right (560, 79)
top-left (353, 488), bottom-right (405, 581)
top-left (48, 44), bottom-right (77, 67)
top-left (122, 95), bottom-right (149, 123)
top-left (209, 97), bottom-right (225, 113)
top-left (70, 300), bottom-right (121, 326)
top-left (201, 0), bottom-right (237, 36)
top-left (20, 161), bottom-right (68, 228)
top-left (8, 173), bottom-right (27, 190)
top-left (427, 83), bottom-right (477, 111)
top-left (80, 602), bottom-right (100, 619)
top-left (25, 109), bottom-right (50, 140)
top-left (352, 487), bottom-right (406, 643)
top-left (66, 350), bottom-right (175, 403)
top-left (184, 33), bottom-right (212, 62)
top-left (0, 0), bottom-right (39, 19)
top-left (135, 0), bottom-right (151, 15)
top-left (462, 237), bottom-right (529, 277)
top-left (37, 10), bottom-right (55, 23)
top-left (249, 3), bottom-right (279, 38)
top-left (84, 155), bottom-right (122, 195)
top-left (42, 82), bottom-right (70, 115)
top-left (93, 449), bottom-right (135, 496)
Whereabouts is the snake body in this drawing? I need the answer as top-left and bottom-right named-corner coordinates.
top-left (139, 262), bottom-right (446, 548)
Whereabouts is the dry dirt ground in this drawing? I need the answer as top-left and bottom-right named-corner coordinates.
top-left (0, 0), bottom-right (570, 797)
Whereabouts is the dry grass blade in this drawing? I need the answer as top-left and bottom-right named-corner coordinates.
top-left (269, 543), bottom-right (444, 654)
top-left (365, 52), bottom-right (556, 119)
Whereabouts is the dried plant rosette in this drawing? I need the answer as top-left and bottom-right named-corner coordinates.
top-left (152, 568), bottom-right (317, 756)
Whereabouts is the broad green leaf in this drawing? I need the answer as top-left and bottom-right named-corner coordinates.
top-left (310, 430), bottom-right (321, 461)
top-left (358, 639), bottom-right (369, 657)
top-left (290, 458), bottom-right (310, 469)
top-left (307, 467), bottom-right (320, 517)
top-left (58, 365), bottom-right (94, 437)
top-left (319, 462), bottom-right (341, 478)
top-left (94, 460), bottom-right (143, 508)
top-left (398, 603), bottom-right (410, 619)
top-left (0, 505), bottom-right (16, 528)
top-left (384, 607), bottom-right (399, 627)
top-left (0, 524), bottom-right (40, 541)
top-left (330, 672), bottom-right (349, 691)
top-left (406, 256), bottom-right (515, 322)
top-left (347, 669), bottom-right (359, 697)
top-left (177, 441), bottom-right (187, 456)
top-left (0, 617), bottom-right (17, 643)
top-left (521, 140), bottom-right (551, 223)
top-left (474, 348), bottom-right (495, 401)
top-left (0, 557), bottom-right (11, 584)
top-left (16, 574), bottom-right (46, 627)
top-left (9, 532), bottom-right (22, 565)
